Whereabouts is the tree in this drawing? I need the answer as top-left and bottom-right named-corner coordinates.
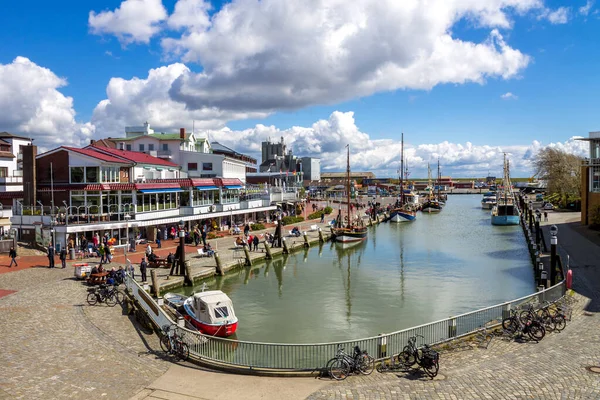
top-left (533, 148), bottom-right (583, 206)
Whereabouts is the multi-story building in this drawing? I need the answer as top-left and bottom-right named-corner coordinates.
top-left (259, 137), bottom-right (320, 181)
top-left (13, 145), bottom-right (274, 249)
top-left (580, 131), bottom-right (600, 225)
top-left (0, 132), bottom-right (32, 233)
top-left (110, 123), bottom-right (247, 183)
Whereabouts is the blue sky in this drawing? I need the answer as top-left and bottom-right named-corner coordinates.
top-left (0, 0), bottom-right (595, 177)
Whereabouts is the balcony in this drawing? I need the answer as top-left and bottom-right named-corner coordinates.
top-left (0, 176), bottom-right (23, 184)
top-left (157, 150), bottom-right (172, 158)
top-left (582, 158), bottom-right (600, 166)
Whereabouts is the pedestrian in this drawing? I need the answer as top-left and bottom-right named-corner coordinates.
top-left (60, 247), bottom-right (67, 268)
top-left (47, 243), bottom-right (55, 268)
top-left (544, 211), bottom-right (548, 222)
top-left (98, 245), bottom-right (105, 264)
top-left (244, 224), bottom-right (250, 236)
top-left (156, 236), bottom-right (161, 248)
top-left (128, 261), bottom-right (135, 280)
top-left (105, 243), bottom-right (112, 263)
top-left (146, 243), bottom-right (152, 258)
top-left (139, 257), bottom-right (148, 282)
top-left (320, 212), bottom-right (325, 223)
top-left (8, 246), bottom-right (17, 267)
top-left (247, 235), bottom-right (253, 251)
top-left (201, 228), bottom-right (207, 247)
top-left (253, 235), bottom-right (259, 251)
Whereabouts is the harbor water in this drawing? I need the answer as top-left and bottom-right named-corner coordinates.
top-left (175, 194), bottom-right (536, 343)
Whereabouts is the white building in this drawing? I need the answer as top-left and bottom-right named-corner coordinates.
top-left (0, 132), bottom-right (31, 193)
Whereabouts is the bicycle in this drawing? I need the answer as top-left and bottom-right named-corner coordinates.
top-left (397, 335), bottom-right (439, 379)
top-left (502, 308), bottom-right (545, 342)
top-left (160, 324), bottom-right (190, 361)
top-left (326, 345), bottom-right (375, 380)
top-left (86, 284), bottom-right (123, 307)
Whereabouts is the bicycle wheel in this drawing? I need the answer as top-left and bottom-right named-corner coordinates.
top-left (160, 335), bottom-right (172, 353)
top-left (527, 322), bottom-right (545, 342)
top-left (502, 317), bottom-right (519, 335)
top-left (519, 310), bottom-right (534, 324)
top-left (357, 354), bottom-right (375, 375)
top-left (422, 358), bottom-right (439, 379)
top-left (176, 341), bottom-right (190, 361)
top-left (397, 346), bottom-right (416, 367)
top-left (105, 292), bottom-right (118, 307)
top-left (87, 292), bottom-right (98, 306)
top-left (553, 314), bottom-right (566, 332)
top-left (115, 290), bottom-right (125, 304)
top-left (328, 358), bottom-right (350, 381)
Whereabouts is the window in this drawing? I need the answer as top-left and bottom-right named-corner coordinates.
top-left (593, 166), bottom-right (600, 193)
top-left (119, 143), bottom-right (124, 150)
top-left (139, 144), bottom-right (145, 152)
top-left (148, 144), bottom-right (154, 151)
top-left (202, 162), bottom-right (213, 171)
top-left (126, 144), bottom-right (132, 151)
top-left (70, 167), bottom-right (84, 183)
top-left (86, 167), bottom-right (99, 183)
top-left (214, 306), bottom-right (229, 318)
top-left (188, 163), bottom-right (198, 171)
top-left (0, 167), bottom-right (7, 177)
top-left (162, 143), bottom-right (168, 151)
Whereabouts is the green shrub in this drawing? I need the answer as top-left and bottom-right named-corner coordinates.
top-left (250, 223), bottom-right (265, 231)
top-left (281, 216), bottom-right (304, 226)
top-left (324, 206), bottom-right (333, 214)
top-left (307, 211), bottom-right (322, 220)
top-left (590, 205), bottom-right (600, 230)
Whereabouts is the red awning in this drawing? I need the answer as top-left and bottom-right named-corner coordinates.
top-left (135, 182), bottom-right (181, 190)
top-left (191, 178), bottom-right (217, 187)
top-left (220, 178), bottom-right (244, 186)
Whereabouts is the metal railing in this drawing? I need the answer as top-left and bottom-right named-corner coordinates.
top-left (126, 274), bottom-right (566, 372)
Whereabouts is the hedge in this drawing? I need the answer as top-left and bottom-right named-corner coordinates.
top-left (281, 216), bottom-right (304, 226)
top-left (250, 223), bottom-right (265, 231)
top-left (307, 206), bottom-right (334, 220)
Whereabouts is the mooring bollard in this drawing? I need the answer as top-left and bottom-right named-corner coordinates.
top-left (282, 237), bottom-right (289, 254)
top-left (243, 246), bottom-right (253, 267)
top-left (264, 242), bottom-right (273, 259)
top-left (303, 231), bottom-right (310, 248)
top-left (214, 252), bottom-right (224, 276)
top-left (318, 228), bottom-right (324, 243)
top-left (150, 269), bottom-right (159, 297)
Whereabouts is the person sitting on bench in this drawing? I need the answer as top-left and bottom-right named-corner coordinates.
top-left (291, 227), bottom-right (301, 237)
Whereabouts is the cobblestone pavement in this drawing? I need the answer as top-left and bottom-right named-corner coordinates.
top-left (0, 266), bottom-right (169, 400)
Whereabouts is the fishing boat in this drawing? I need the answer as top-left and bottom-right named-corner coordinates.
top-left (421, 163), bottom-right (443, 213)
top-left (163, 289), bottom-right (238, 337)
top-left (481, 191), bottom-right (497, 210)
top-left (389, 133), bottom-right (417, 222)
top-left (491, 154), bottom-right (520, 226)
top-left (331, 146), bottom-right (368, 243)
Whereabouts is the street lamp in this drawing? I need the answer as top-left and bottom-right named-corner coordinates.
top-left (178, 219), bottom-right (185, 275)
top-left (50, 227), bottom-right (55, 250)
top-left (550, 225), bottom-right (558, 285)
top-left (124, 214), bottom-right (131, 254)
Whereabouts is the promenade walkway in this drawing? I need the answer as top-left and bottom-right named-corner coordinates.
top-left (0, 210), bottom-right (599, 399)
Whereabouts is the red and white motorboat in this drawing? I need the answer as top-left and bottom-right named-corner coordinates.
top-left (164, 290), bottom-right (238, 337)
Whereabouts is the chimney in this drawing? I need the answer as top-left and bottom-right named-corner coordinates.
top-left (90, 139), bottom-right (96, 145)
top-left (180, 128), bottom-right (185, 139)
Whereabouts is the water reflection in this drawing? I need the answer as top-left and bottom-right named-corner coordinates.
top-left (175, 195), bottom-right (536, 343)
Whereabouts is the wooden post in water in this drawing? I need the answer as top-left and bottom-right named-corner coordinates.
top-left (243, 246), bottom-right (253, 267)
top-left (150, 269), bottom-right (160, 297)
top-left (282, 237), bottom-right (289, 254)
top-left (214, 252), bottom-right (224, 276)
top-left (264, 242), bottom-right (273, 259)
top-left (303, 231), bottom-right (310, 248)
top-left (318, 228), bottom-right (324, 243)
top-left (184, 261), bottom-right (193, 286)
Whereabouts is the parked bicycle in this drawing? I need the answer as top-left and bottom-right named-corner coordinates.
top-left (86, 284), bottom-right (123, 307)
top-left (160, 324), bottom-right (190, 361)
top-left (397, 335), bottom-right (440, 379)
top-left (502, 308), bottom-right (545, 342)
top-left (326, 345), bottom-right (375, 380)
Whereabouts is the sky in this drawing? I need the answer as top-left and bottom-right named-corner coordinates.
top-left (0, 0), bottom-right (597, 178)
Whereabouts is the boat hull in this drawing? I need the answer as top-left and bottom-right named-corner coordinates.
top-left (183, 300), bottom-right (238, 337)
top-left (491, 215), bottom-right (520, 226)
top-left (481, 202), bottom-right (495, 210)
top-left (389, 210), bottom-right (416, 222)
top-left (330, 227), bottom-right (367, 243)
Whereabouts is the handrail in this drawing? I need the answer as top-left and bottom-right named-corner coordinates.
top-left (125, 274), bottom-right (566, 372)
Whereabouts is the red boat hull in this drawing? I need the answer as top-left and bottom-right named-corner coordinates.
top-left (184, 315), bottom-right (238, 337)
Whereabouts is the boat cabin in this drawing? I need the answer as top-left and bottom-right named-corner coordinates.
top-left (192, 291), bottom-right (236, 324)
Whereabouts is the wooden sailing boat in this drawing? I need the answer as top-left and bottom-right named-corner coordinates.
top-left (421, 163), bottom-right (442, 213)
top-left (389, 133), bottom-right (417, 222)
top-left (491, 154), bottom-right (520, 225)
top-left (330, 146), bottom-right (368, 243)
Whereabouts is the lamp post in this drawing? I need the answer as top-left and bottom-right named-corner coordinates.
top-left (550, 225), bottom-right (558, 285)
top-left (528, 201), bottom-right (533, 232)
top-left (124, 214), bottom-right (131, 255)
top-left (178, 219), bottom-right (185, 275)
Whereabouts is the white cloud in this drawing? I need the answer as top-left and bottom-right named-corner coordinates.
top-left (90, 63), bottom-right (269, 136)
top-left (196, 111), bottom-right (587, 178)
top-left (579, 0), bottom-right (594, 15)
top-left (538, 6), bottom-right (570, 24)
top-left (501, 92), bottom-right (518, 99)
top-left (89, 0), bottom-right (167, 45)
top-left (158, 0), bottom-right (540, 114)
top-left (0, 57), bottom-right (93, 150)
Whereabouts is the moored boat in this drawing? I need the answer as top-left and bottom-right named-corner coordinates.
top-left (164, 290), bottom-right (238, 337)
top-left (389, 132), bottom-right (417, 222)
top-left (491, 154), bottom-right (520, 226)
top-left (421, 163), bottom-right (443, 214)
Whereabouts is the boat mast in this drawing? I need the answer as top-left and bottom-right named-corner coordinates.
top-left (400, 132), bottom-right (404, 205)
top-left (437, 158), bottom-right (440, 201)
top-left (346, 144), bottom-right (350, 228)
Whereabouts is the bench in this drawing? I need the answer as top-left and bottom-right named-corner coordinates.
top-left (197, 248), bottom-right (213, 257)
top-left (87, 272), bottom-right (108, 285)
top-left (310, 224), bottom-right (318, 231)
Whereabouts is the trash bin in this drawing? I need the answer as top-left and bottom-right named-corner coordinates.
top-left (69, 248), bottom-right (75, 260)
top-left (74, 263), bottom-right (91, 279)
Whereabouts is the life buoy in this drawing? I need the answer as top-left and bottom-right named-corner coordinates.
top-left (566, 269), bottom-right (573, 289)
